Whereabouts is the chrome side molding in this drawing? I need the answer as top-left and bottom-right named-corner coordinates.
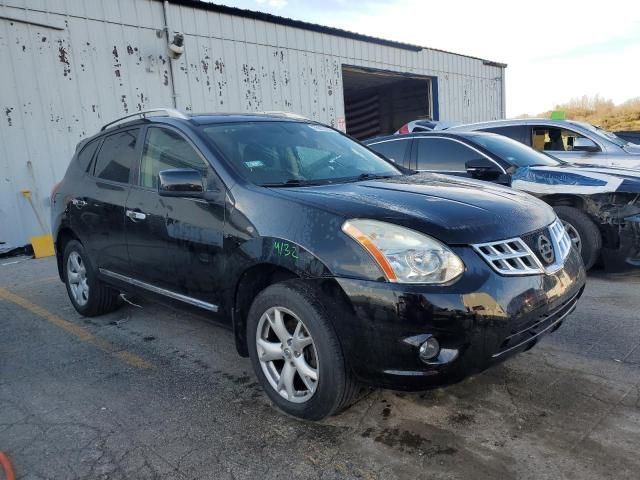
top-left (99, 268), bottom-right (218, 313)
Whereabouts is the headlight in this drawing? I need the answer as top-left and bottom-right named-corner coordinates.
top-left (342, 219), bottom-right (464, 284)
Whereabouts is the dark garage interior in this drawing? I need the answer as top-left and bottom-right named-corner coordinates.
top-left (342, 66), bottom-right (432, 139)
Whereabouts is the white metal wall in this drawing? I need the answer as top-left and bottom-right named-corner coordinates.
top-left (0, 0), bottom-right (505, 250)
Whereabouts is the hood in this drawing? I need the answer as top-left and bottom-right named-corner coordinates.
top-left (512, 164), bottom-right (640, 194)
top-left (623, 143), bottom-right (640, 155)
top-left (273, 173), bottom-right (555, 244)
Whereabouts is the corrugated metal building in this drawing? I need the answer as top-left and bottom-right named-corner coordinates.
top-left (0, 0), bottom-right (507, 252)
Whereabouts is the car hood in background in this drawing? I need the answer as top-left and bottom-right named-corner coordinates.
top-left (274, 173), bottom-right (555, 244)
top-left (623, 143), bottom-right (640, 155)
top-left (512, 164), bottom-right (640, 195)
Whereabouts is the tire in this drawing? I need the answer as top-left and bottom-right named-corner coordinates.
top-left (63, 240), bottom-right (121, 316)
top-left (247, 280), bottom-right (361, 420)
top-left (554, 206), bottom-right (602, 270)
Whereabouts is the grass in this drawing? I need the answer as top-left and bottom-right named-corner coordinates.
top-left (520, 95), bottom-right (640, 131)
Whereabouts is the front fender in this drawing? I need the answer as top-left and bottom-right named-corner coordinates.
top-left (224, 236), bottom-right (335, 357)
top-left (231, 236), bottom-right (333, 279)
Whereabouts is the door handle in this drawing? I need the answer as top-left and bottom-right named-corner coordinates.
top-left (126, 210), bottom-right (147, 221)
top-left (71, 198), bottom-right (87, 208)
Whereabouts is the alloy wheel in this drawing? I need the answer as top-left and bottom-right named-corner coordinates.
top-left (561, 220), bottom-right (582, 253)
top-left (67, 251), bottom-right (89, 306)
top-left (256, 306), bottom-right (319, 403)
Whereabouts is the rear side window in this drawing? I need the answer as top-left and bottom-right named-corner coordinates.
top-left (368, 139), bottom-right (410, 166)
top-left (140, 127), bottom-right (208, 189)
top-left (415, 138), bottom-right (481, 171)
top-left (480, 126), bottom-right (529, 145)
top-left (94, 129), bottom-right (140, 183)
top-left (76, 138), bottom-right (100, 172)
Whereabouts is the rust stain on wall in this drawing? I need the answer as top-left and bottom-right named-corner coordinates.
top-left (5, 107), bottom-right (13, 127)
top-left (136, 91), bottom-right (145, 111)
top-left (242, 63), bottom-right (262, 109)
top-left (200, 46), bottom-right (212, 92)
top-left (113, 45), bottom-right (123, 86)
top-left (213, 59), bottom-right (227, 104)
top-left (57, 40), bottom-right (71, 78)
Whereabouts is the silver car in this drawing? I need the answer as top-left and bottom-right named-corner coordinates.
top-left (447, 119), bottom-right (640, 169)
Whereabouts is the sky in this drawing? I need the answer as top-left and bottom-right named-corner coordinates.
top-left (212, 0), bottom-right (640, 118)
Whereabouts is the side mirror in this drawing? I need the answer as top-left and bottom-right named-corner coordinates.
top-left (158, 169), bottom-right (204, 197)
top-left (572, 137), bottom-right (599, 152)
top-left (465, 158), bottom-right (501, 180)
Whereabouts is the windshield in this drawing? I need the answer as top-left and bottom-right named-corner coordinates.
top-left (471, 134), bottom-right (563, 167)
top-left (572, 121), bottom-right (628, 147)
top-left (200, 121), bottom-right (402, 186)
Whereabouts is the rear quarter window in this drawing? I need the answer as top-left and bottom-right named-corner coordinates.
top-left (76, 138), bottom-right (101, 173)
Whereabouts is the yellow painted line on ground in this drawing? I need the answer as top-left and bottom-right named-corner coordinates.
top-left (0, 287), bottom-right (153, 369)
top-left (0, 276), bottom-right (61, 290)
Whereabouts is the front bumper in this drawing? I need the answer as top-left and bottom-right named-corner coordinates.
top-left (332, 245), bottom-right (586, 390)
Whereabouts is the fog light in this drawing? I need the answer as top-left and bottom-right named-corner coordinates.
top-left (419, 337), bottom-right (440, 362)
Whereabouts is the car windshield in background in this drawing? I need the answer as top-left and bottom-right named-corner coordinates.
top-left (471, 134), bottom-right (562, 168)
top-left (575, 122), bottom-right (629, 147)
top-left (201, 121), bottom-right (402, 186)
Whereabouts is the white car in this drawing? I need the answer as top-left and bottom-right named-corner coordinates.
top-left (447, 119), bottom-right (640, 170)
top-left (395, 120), bottom-right (460, 134)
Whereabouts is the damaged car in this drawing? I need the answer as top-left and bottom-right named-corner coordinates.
top-left (365, 131), bottom-right (640, 270)
top-left (52, 110), bottom-right (586, 420)
top-left (447, 118), bottom-right (640, 170)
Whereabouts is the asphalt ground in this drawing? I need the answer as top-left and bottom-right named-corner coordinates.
top-left (1, 256), bottom-right (639, 479)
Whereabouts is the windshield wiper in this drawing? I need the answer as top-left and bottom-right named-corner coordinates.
top-left (355, 173), bottom-right (394, 181)
top-left (329, 173), bottom-right (396, 184)
top-left (260, 179), bottom-right (322, 187)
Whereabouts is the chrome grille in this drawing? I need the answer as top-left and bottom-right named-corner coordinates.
top-left (472, 237), bottom-right (542, 275)
top-left (473, 219), bottom-right (573, 276)
top-left (549, 219), bottom-right (572, 262)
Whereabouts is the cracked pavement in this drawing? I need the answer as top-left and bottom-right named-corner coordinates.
top-left (1, 257), bottom-right (639, 479)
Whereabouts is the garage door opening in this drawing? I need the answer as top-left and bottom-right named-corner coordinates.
top-left (342, 66), bottom-right (432, 140)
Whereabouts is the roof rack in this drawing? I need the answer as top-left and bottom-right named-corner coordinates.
top-left (101, 108), bottom-right (188, 131)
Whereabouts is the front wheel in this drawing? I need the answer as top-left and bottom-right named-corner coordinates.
top-left (247, 280), bottom-right (361, 420)
top-left (554, 206), bottom-right (602, 270)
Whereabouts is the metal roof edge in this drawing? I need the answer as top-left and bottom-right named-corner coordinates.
top-left (162, 0), bottom-right (507, 67)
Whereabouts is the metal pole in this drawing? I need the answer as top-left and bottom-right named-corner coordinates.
top-left (162, 0), bottom-right (178, 108)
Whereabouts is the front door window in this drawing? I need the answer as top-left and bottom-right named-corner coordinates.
top-left (531, 127), bottom-right (597, 153)
top-left (139, 127), bottom-right (208, 188)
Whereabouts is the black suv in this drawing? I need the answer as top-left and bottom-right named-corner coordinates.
top-left (52, 109), bottom-right (586, 420)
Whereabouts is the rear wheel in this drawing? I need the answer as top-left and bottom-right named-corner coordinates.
top-left (554, 206), bottom-right (602, 270)
top-left (63, 240), bottom-right (121, 316)
top-left (247, 280), bottom-right (361, 420)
